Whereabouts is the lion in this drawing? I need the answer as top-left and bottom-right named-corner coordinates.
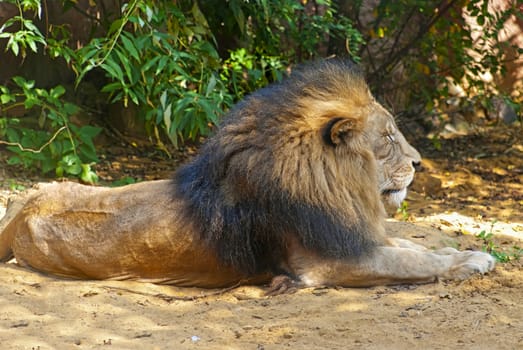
top-left (0, 59), bottom-right (494, 289)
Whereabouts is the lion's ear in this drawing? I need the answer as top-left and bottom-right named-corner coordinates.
top-left (323, 117), bottom-right (361, 146)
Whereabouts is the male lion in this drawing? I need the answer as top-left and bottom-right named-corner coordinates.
top-left (0, 59), bottom-right (494, 289)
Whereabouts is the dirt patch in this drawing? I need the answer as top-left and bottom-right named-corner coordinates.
top-left (0, 125), bottom-right (522, 349)
top-left (0, 231), bottom-right (522, 350)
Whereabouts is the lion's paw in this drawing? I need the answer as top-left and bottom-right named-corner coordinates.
top-left (444, 251), bottom-right (496, 280)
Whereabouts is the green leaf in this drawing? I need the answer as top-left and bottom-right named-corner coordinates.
top-left (78, 125), bottom-right (102, 139)
top-left (141, 56), bottom-right (160, 72)
top-left (62, 102), bottom-right (79, 115)
top-left (198, 99), bottom-right (218, 125)
top-left (120, 33), bottom-right (140, 61)
top-left (37, 110), bottom-right (47, 128)
top-left (80, 163), bottom-right (98, 184)
top-left (28, 38), bottom-right (38, 52)
top-left (24, 96), bottom-right (38, 109)
top-left (1, 94), bottom-right (12, 104)
top-left (114, 47), bottom-right (136, 84)
top-left (108, 18), bottom-right (124, 36)
top-left (230, 1), bottom-right (246, 34)
top-left (145, 5), bottom-right (154, 22)
top-left (41, 157), bottom-right (57, 174)
top-left (155, 56), bottom-right (169, 75)
top-left (7, 156), bottom-right (22, 165)
top-left (78, 48), bottom-right (99, 64)
top-left (163, 103), bottom-right (172, 133)
top-left (12, 76), bottom-right (34, 89)
top-left (58, 154), bottom-right (82, 175)
top-left (101, 82), bottom-right (123, 94)
top-left (23, 19), bottom-right (41, 33)
top-left (110, 176), bottom-right (137, 187)
top-left (78, 144), bottom-right (99, 163)
top-left (100, 60), bottom-right (124, 81)
top-left (127, 89), bottom-right (139, 105)
top-left (160, 90), bottom-right (168, 109)
top-left (205, 75), bottom-right (217, 97)
top-left (9, 38), bottom-right (19, 56)
top-left (50, 85), bottom-right (66, 99)
top-left (55, 165), bottom-right (64, 177)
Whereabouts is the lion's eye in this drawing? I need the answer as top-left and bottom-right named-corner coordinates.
top-left (386, 134), bottom-right (396, 143)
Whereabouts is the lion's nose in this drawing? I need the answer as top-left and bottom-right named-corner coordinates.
top-left (413, 161), bottom-right (422, 172)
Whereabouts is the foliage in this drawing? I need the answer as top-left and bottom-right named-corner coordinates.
top-left (396, 201), bottom-right (410, 221)
top-left (73, 0), bottom-right (233, 147)
top-left (0, 77), bottom-right (100, 182)
top-left (0, 0), bottom-right (99, 181)
top-left (73, 0), bottom-right (362, 146)
top-left (477, 222), bottom-right (522, 263)
top-left (221, 48), bottom-right (286, 101)
top-left (0, 0), bottom-right (520, 181)
top-left (0, 0), bottom-right (361, 180)
top-left (204, 0), bottom-right (364, 61)
top-left (347, 0), bottom-right (522, 128)
top-left (110, 176), bottom-right (139, 187)
top-left (0, 0), bottom-right (45, 57)
top-left (207, 0), bottom-right (363, 98)
top-left (7, 180), bottom-right (26, 192)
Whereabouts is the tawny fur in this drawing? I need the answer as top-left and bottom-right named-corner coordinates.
top-left (0, 59), bottom-right (495, 288)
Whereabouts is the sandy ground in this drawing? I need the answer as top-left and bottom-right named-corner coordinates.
top-left (1, 125), bottom-right (522, 349)
top-left (0, 200), bottom-right (522, 350)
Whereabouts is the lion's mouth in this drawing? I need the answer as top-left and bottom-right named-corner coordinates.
top-left (381, 188), bottom-right (408, 208)
top-left (381, 189), bottom-right (402, 195)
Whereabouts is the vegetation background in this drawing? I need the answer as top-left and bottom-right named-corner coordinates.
top-left (0, 3), bottom-right (522, 348)
top-left (0, 0), bottom-right (521, 182)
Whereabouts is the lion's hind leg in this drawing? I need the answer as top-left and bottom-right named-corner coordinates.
top-left (0, 194), bottom-right (31, 261)
top-left (0, 184), bottom-right (49, 262)
top-left (288, 245), bottom-right (495, 288)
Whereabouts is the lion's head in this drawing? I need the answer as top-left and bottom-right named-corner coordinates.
top-left (175, 59), bottom-right (421, 274)
top-left (368, 104), bottom-right (421, 208)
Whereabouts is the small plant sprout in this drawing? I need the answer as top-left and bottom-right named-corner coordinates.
top-left (477, 221), bottom-right (522, 263)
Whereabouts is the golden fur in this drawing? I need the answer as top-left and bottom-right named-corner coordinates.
top-left (0, 59), bottom-right (495, 289)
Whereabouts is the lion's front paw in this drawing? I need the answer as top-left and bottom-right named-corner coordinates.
top-left (443, 251), bottom-right (496, 280)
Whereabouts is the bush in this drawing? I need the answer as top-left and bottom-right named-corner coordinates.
top-left (0, 76), bottom-right (100, 182)
top-left (0, 0), bottom-right (361, 180)
top-left (345, 0), bottom-right (522, 129)
top-left (2, 0), bottom-right (519, 181)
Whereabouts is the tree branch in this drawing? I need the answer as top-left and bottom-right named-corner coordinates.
top-left (0, 126), bottom-right (67, 153)
top-left (368, 0), bottom-right (459, 85)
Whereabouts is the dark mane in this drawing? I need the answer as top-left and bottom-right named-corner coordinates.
top-left (173, 59), bottom-right (379, 274)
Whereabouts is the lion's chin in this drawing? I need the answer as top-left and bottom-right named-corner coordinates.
top-left (383, 188), bottom-right (407, 208)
